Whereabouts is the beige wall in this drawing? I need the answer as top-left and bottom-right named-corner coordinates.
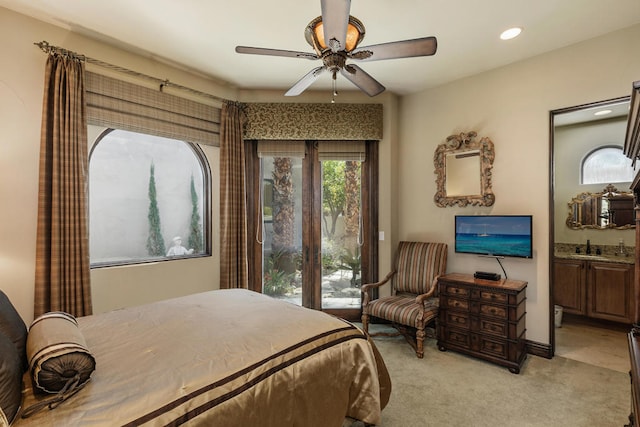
top-left (2, 5), bottom-right (640, 347)
top-left (0, 8), bottom-right (235, 322)
top-left (0, 6), bottom-right (398, 323)
top-left (397, 24), bottom-right (640, 344)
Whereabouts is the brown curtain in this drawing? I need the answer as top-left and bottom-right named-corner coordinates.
top-left (34, 53), bottom-right (92, 317)
top-left (220, 101), bottom-right (248, 289)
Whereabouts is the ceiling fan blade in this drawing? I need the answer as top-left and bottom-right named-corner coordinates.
top-left (352, 36), bottom-right (437, 61)
top-left (340, 65), bottom-right (385, 97)
top-left (235, 46), bottom-right (318, 60)
top-left (321, 0), bottom-right (351, 52)
top-left (285, 66), bottom-right (326, 96)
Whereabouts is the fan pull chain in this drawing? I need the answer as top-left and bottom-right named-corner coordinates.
top-left (331, 71), bottom-right (338, 103)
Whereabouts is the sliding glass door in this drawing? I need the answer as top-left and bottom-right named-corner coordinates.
top-left (319, 159), bottom-right (362, 309)
top-left (248, 140), bottom-right (377, 320)
top-left (260, 155), bottom-right (304, 306)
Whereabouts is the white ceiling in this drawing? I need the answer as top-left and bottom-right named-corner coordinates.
top-left (2, 0), bottom-right (640, 96)
top-left (554, 99), bottom-right (631, 127)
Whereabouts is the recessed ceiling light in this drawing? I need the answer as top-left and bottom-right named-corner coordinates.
top-left (594, 109), bottom-right (612, 116)
top-left (500, 27), bottom-right (522, 40)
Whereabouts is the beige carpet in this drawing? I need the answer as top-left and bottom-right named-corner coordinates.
top-left (366, 324), bottom-right (629, 427)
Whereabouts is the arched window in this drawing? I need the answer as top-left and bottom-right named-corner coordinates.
top-left (581, 145), bottom-right (635, 185)
top-left (89, 128), bottom-right (210, 266)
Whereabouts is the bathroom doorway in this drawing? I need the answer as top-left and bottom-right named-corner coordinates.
top-left (550, 97), bottom-right (634, 358)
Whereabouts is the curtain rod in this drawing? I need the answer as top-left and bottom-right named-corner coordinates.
top-left (34, 40), bottom-right (227, 104)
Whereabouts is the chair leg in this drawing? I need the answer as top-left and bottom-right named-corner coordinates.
top-left (362, 313), bottom-right (370, 335)
top-left (416, 327), bottom-right (425, 358)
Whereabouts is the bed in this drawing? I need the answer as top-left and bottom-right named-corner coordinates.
top-left (1, 289), bottom-right (390, 426)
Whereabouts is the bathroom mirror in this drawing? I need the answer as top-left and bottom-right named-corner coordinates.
top-left (566, 184), bottom-right (634, 229)
top-left (434, 131), bottom-right (495, 207)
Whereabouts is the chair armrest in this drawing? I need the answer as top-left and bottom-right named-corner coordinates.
top-left (415, 288), bottom-right (435, 305)
top-left (361, 271), bottom-right (397, 306)
top-left (415, 275), bottom-right (442, 305)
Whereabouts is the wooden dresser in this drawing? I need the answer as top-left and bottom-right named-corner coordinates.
top-left (437, 273), bottom-right (527, 374)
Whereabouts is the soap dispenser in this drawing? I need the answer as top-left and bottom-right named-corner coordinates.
top-left (617, 239), bottom-right (628, 257)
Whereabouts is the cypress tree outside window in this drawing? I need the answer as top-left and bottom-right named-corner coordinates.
top-left (89, 128), bottom-right (210, 266)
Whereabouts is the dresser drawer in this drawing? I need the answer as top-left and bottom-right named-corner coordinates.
top-left (479, 290), bottom-right (507, 304)
top-left (442, 327), bottom-right (471, 349)
top-left (444, 285), bottom-right (470, 297)
top-left (479, 303), bottom-right (507, 319)
top-left (475, 335), bottom-right (508, 360)
top-left (478, 318), bottom-right (507, 338)
top-left (445, 311), bottom-right (470, 329)
top-left (446, 297), bottom-right (469, 311)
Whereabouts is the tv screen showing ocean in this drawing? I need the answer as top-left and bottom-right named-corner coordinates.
top-left (455, 232), bottom-right (532, 258)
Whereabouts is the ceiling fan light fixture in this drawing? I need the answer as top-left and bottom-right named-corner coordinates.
top-left (305, 16), bottom-right (365, 53)
top-left (345, 17), bottom-right (365, 51)
top-left (237, 1), bottom-right (437, 98)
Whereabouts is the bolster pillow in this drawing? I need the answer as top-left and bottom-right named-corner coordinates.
top-left (27, 312), bottom-right (95, 394)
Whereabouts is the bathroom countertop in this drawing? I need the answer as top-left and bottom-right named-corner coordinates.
top-left (554, 251), bottom-right (635, 264)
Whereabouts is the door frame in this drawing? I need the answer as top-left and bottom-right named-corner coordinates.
top-left (246, 139), bottom-right (379, 321)
top-left (549, 96), bottom-right (630, 356)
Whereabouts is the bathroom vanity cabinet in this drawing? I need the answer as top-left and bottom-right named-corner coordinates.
top-left (553, 257), bottom-right (633, 324)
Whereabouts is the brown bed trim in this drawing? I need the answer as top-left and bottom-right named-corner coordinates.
top-left (123, 325), bottom-right (363, 426)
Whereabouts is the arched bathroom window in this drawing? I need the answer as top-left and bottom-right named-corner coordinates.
top-left (581, 145), bottom-right (635, 185)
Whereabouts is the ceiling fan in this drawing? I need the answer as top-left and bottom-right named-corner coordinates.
top-left (235, 0), bottom-right (437, 98)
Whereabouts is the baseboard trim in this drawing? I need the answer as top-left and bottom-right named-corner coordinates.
top-left (526, 339), bottom-right (552, 359)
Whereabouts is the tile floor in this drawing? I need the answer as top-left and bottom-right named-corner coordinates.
top-left (555, 314), bottom-right (630, 373)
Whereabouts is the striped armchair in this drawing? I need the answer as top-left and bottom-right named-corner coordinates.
top-left (361, 241), bottom-right (447, 358)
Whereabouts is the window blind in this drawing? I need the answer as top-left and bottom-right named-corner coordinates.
top-left (85, 71), bottom-right (221, 146)
top-left (317, 141), bottom-right (366, 161)
top-left (257, 140), bottom-right (306, 158)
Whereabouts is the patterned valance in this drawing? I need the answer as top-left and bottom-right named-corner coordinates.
top-left (244, 103), bottom-right (383, 140)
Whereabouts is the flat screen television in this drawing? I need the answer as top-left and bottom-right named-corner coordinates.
top-left (455, 215), bottom-right (533, 259)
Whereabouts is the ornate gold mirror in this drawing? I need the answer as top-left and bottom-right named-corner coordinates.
top-left (566, 184), bottom-right (635, 229)
top-left (434, 131), bottom-right (495, 207)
